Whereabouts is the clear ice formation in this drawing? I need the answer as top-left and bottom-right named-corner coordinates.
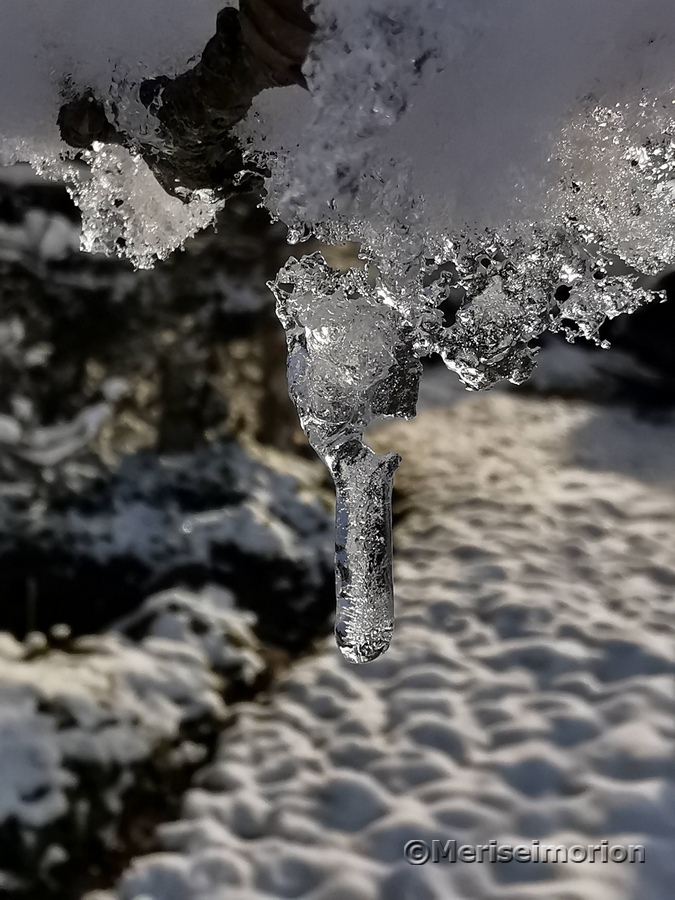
top-left (259, 3), bottom-right (675, 661)
top-left (331, 441), bottom-right (399, 663)
top-left (3, 1), bottom-right (675, 661)
top-left (271, 255), bottom-right (419, 662)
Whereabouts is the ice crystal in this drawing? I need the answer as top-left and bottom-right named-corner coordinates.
top-left (271, 254), bottom-right (418, 661)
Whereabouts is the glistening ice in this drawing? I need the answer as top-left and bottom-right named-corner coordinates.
top-left (3, 0), bottom-right (675, 660)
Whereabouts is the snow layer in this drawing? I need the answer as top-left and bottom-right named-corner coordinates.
top-left (0, 586), bottom-right (264, 890)
top-left (0, 0), bottom-right (222, 156)
top-left (249, 1), bottom-right (675, 257)
top-left (4, 2), bottom-right (675, 270)
top-left (3, 3), bottom-right (674, 380)
top-left (107, 394), bottom-right (675, 900)
top-left (0, 2), bottom-right (226, 266)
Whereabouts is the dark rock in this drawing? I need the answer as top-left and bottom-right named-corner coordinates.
top-left (0, 440), bottom-right (333, 651)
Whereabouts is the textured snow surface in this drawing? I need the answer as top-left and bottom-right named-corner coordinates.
top-left (104, 394), bottom-right (675, 900)
top-left (0, 586), bottom-right (263, 879)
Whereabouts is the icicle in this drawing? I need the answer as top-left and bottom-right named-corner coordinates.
top-left (327, 439), bottom-right (400, 663)
top-left (270, 254), bottom-right (421, 664)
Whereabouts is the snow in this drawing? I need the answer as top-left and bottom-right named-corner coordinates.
top-left (0, 1), bottom-right (222, 155)
top-left (253, 1), bottom-right (675, 263)
top-left (0, 586), bottom-right (260, 768)
top-left (17, 401), bottom-right (112, 466)
top-left (0, 696), bottom-right (72, 830)
top-left (3, 2), bottom-right (674, 291)
top-left (0, 207), bottom-right (80, 263)
top-left (68, 146), bottom-right (224, 269)
top-left (0, 2), bottom-right (226, 267)
top-left (0, 586), bottom-right (265, 888)
top-left (101, 392), bottom-right (675, 900)
top-left (0, 7), bottom-right (672, 892)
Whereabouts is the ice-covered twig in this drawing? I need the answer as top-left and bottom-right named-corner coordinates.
top-left (58, 1), bottom-right (315, 199)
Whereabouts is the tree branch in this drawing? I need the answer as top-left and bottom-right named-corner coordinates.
top-left (58, 0), bottom-right (315, 199)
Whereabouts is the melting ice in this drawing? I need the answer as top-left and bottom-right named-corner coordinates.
top-left (3, 0), bottom-right (675, 660)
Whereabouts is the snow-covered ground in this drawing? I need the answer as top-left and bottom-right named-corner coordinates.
top-left (0, 586), bottom-right (266, 895)
top-left (92, 392), bottom-right (675, 900)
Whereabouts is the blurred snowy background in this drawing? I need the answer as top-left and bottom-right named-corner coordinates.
top-left (0, 161), bottom-right (673, 900)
